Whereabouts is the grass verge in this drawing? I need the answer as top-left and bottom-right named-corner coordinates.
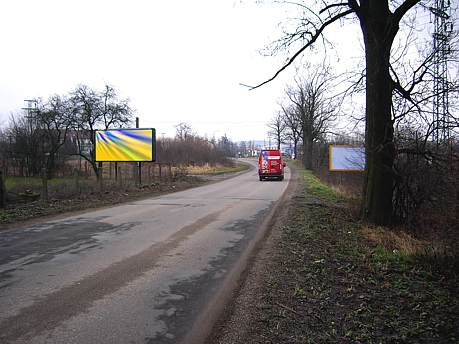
top-left (254, 169), bottom-right (459, 343)
top-left (0, 163), bottom-right (248, 229)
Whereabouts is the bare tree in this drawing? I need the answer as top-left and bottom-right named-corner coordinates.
top-left (174, 122), bottom-right (193, 141)
top-left (267, 111), bottom-right (286, 149)
top-left (283, 66), bottom-right (337, 170)
top-left (4, 96), bottom-right (76, 200)
top-left (33, 95), bottom-right (75, 178)
top-left (70, 83), bottom-right (134, 180)
top-left (280, 102), bottom-right (302, 160)
top-left (6, 107), bottom-right (48, 177)
top-left (246, 0), bottom-right (456, 225)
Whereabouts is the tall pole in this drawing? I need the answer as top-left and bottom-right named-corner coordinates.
top-left (136, 117), bottom-right (141, 186)
top-left (431, 0), bottom-right (452, 147)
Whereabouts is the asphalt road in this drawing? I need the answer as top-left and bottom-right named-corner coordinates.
top-left (0, 158), bottom-right (291, 344)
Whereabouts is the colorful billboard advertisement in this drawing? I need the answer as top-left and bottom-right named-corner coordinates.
top-left (95, 128), bottom-right (156, 162)
top-left (329, 145), bottom-right (365, 172)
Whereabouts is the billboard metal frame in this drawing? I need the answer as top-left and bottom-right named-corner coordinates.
top-left (95, 128), bottom-right (156, 162)
top-left (329, 145), bottom-right (365, 172)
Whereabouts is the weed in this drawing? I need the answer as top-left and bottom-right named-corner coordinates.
top-left (247, 165), bottom-right (459, 343)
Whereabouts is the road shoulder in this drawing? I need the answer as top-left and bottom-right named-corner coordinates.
top-left (204, 163), bottom-right (300, 343)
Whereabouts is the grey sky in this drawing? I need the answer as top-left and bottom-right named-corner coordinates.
top-left (0, 0), bottom-right (299, 142)
top-left (1, 1), bottom-right (443, 142)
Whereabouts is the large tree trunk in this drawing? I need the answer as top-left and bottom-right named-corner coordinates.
top-left (302, 117), bottom-right (313, 170)
top-left (302, 133), bottom-right (313, 170)
top-left (305, 138), bottom-right (313, 170)
top-left (359, 1), bottom-right (398, 225)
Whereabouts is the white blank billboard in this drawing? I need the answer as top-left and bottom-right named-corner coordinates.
top-left (329, 145), bottom-right (365, 172)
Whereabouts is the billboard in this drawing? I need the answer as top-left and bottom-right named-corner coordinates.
top-left (95, 128), bottom-right (156, 162)
top-left (329, 145), bottom-right (365, 172)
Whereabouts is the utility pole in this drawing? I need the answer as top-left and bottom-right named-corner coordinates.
top-left (430, 0), bottom-right (453, 146)
top-left (136, 117), bottom-right (141, 186)
top-left (21, 99), bottom-right (38, 132)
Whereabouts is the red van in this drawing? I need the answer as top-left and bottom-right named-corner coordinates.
top-left (258, 149), bottom-right (286, 181)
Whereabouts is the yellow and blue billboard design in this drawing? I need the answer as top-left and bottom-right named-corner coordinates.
top-left (95, 128), bottom-right (156, 162)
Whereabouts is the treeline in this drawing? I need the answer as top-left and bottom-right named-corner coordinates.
top-left (0, 84), bottom-right (236, 181)
top-left (266, 65), bottom-right (459, 229)
top-left (0, 84), bottom-right (133, 179)
top-left (160, 122), bottom-right (241, 167)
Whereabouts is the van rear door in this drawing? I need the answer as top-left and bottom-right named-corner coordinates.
top-left (259, 149), bottom-right (284, 181)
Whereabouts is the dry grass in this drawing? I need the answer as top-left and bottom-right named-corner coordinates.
top-left (186, 163), bottom-right (222, 174)
top-left (360, 226), bottom-right (424, 255)
top-left (187, 162), bottom-right (249, 175)
top-left (361, 223), bottom-right (459, 278)
top-left (214, 166), bottom-right (459, 343)
top-left (313, 160), bottom-right (459, 278)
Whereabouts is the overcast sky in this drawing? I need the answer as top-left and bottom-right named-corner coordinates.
top-left (0, 0), bottom-right (305, 142)
top-left (1, 1), bottom-right (439, 142)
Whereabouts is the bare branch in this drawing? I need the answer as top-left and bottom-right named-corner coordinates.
top-left (393, 0), bottom-right (422, 23)
top-left (320, 2), bottom-right (351, 14)
top-left (242, 8), bottom-right (355, 90)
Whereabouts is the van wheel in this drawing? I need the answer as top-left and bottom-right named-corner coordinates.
top-left (259, 176), bottom-right (263, 181)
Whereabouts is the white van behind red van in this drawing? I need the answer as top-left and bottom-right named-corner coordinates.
top-left (258, 149), bottom-right (286, 181)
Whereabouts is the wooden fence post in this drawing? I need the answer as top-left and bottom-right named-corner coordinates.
top-left (98, 162), bottom-right (103, 194)
top-left (74, 168), bottom-right (79, 198)
top-left (133, 163), bottom-right (138, 186)
top-left (148, 164), bottom-right (152, 185)
top-left (42, 167), bottom-right (48, 200)
top-left (118, 166), bottom-right (123, 190)
top-left (159, 163), bottom-right (162, 183)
